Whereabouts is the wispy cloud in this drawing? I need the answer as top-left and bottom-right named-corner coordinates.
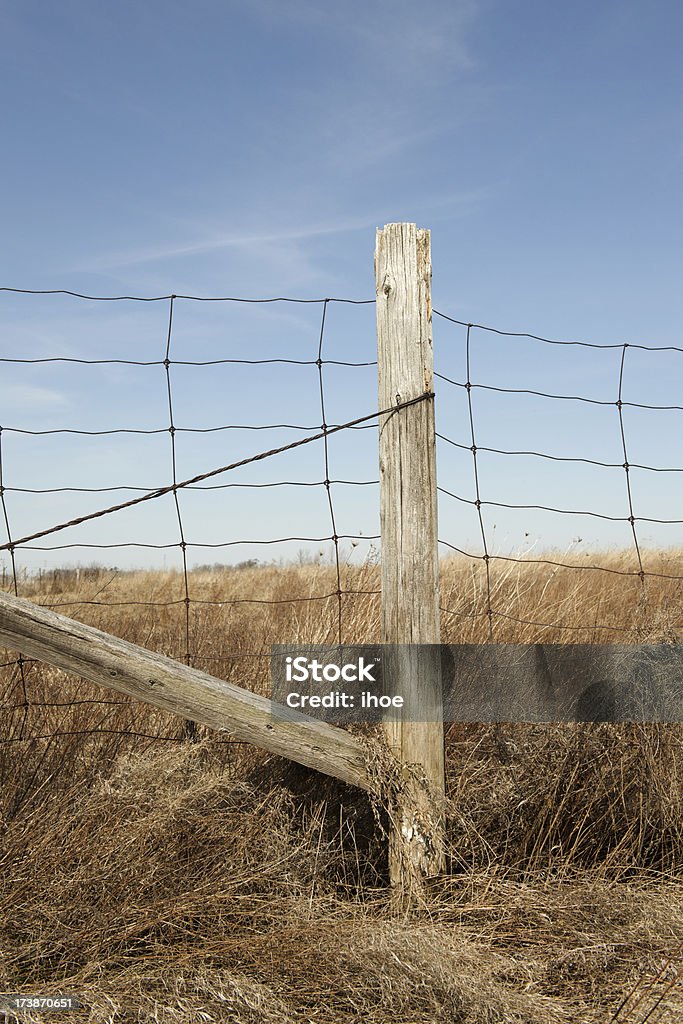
top-left (234, 0), bottom-right (485, 180)
top-left (85, 215), bottom-right (376, 270)
top-left (81, 186), bottom-right (492, 275)
top-left (244, 0), bottom-right (480, 73)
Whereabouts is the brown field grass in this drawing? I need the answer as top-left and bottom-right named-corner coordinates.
top-left (1, 552), bottom-right (682, 1023)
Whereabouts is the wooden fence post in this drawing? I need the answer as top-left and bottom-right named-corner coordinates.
top-left (375, 223), bottom-right (446, 890)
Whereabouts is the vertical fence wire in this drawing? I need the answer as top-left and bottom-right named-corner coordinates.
top-left (163, 294), bottom-right (192, 666)
top-left (616, 343), bottom-right (648, 610)
top-left (163, 294), bottom-right (196, 738)
top-left (0, 426), bottom-right (29, 738)
top-left (464, 323), bottom-right (495, 639)
top-left (316, 299), bottom-right (344, 646)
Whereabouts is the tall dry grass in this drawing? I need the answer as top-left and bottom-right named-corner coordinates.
top-left (1, 552), bottom-right (682, 1022)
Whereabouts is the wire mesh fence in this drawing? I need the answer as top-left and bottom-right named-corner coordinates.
top-left (433, 311), bottom-right (683, 643)
top-left (1, 285), bottom-right (683, 747)
top-left (0, 288), bottom-right (385, 745)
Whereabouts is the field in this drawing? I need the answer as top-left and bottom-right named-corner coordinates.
top-left (1, 552), bottom-right (683, 1023)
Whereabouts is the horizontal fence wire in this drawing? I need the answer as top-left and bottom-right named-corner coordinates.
top-left (1, 291), bottom-right (682, 746)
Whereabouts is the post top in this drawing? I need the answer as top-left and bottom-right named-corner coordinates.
top-left (377, 222), bottom-right (419, 230)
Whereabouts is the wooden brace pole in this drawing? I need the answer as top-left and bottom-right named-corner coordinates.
top-left (0, 588), bottom-right (371, 791)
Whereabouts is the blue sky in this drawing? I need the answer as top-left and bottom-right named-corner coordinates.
top-left (1, 0), bottom-right (682, 572)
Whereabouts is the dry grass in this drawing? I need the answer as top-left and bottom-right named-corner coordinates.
top-left (1, 551), bottom-right (682, 1022)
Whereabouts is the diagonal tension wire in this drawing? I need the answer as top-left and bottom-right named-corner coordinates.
top-left (316, 300), bottom-right (343, 645)
top-left (0, 394), bottom-right (432, 555)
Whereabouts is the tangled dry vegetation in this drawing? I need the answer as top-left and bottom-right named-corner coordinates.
top-left (1, 552), bottom-right (682, 1022)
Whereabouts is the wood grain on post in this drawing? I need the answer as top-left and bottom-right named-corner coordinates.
top-left (0, 589), bottom-right (371, 791)
top-left (375, 223), bottom-right (446, 887)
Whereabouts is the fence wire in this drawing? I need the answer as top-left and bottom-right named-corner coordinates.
top-left (433, 309), bottom-right (683, 638)
top-left (1, 290), bottom-right (682, 746)
top-left (0, 290), bottom-right (383, 745)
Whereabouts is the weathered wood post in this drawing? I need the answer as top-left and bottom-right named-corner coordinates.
top-left (375, 223), bottom-right (446, 890)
